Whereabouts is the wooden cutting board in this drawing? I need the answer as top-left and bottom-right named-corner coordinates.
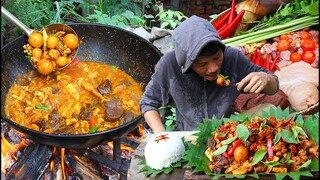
top-left (128, 131), bottom-right (198, 180)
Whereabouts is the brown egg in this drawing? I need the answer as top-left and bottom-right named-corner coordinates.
top-left (233, 145), bottom-right (249, 162)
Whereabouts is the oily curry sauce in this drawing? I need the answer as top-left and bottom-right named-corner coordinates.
top-left (4, 61), bottom-right (143, 134)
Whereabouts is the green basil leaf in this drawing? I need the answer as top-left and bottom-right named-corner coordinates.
top-left (280, 129), bottom-right (299, 144)
top-left (252, 149), bottom-right (267, 166)
top-left (217, 132), bottom-right (226, 137)
top-left (236, 124), bottom-right (249, 142)
top-left (292, 127), bottom-right (299, 142)
top-left (299, 159), bottom-right (312, 170)
top-left (262, 161), bottom-right (281, 169)
top-left (273, 132), bottom-right (281, 144)
top-left (221, 136), bottom-right (237, 145)
top-left (212, 145), bottom-right (228, 156)
top-left (293, 126), bottom-right (308, 138)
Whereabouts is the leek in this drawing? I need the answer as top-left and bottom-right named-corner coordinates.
top-left (223, 16), bottom-right (319, 47)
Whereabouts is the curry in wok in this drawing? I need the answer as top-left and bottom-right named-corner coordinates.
top-left (4, 61), bottom-right (143, 134)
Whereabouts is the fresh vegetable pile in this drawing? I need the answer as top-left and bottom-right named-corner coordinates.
top-left (222, 0), bottom-right (319, 46)
top-left (183, 107), bottom-right (319, 179)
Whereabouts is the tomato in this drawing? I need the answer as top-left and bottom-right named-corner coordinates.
top-left (300, 31), bottom-right (310, 40)
top-left (28, 32), bottom-right (44, 48)
top-left (233, 146), bottom-right (249, 162)
top-left (277, 39), bottom-right (290, 51)
top-left (63, 33), bottom-right (79, 50)
top-left (216, 77), bottom-right (225, 86)
top-left (302, 51), bottom-right (316, 64)
top-left (280, 34), bottom-right (289, 40)
top-left (47, 35), bottom-right (59, 49)
top-left (290, 52), bottom-right (302, 62)
top-left (301, 39), bottom-right (316, 51)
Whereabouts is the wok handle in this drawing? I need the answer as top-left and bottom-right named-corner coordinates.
top-left (1, 6), bottom-right (34, 36)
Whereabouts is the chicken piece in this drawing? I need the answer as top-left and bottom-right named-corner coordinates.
top-left (225, 161), bottom-right (252, 175)
top-left (272, 167), bottom-right (287, 173)
top-left (258, 125), bottom-right (274, 140)
top-left (274, 61), bottom-right (319, 112)
top-left (308, 145), bottom-right (319, 158)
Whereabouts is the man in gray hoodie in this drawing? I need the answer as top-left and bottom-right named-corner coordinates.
top-left (140, 15), bottom-right (279, 132)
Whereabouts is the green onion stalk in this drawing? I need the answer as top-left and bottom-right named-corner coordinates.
top-left (223, 16), bottom-right (319, 47)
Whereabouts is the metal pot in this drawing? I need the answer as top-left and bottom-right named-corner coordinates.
top-left (1, 23), bottom-right (162, 149)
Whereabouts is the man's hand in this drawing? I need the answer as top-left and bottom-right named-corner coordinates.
top-left (237, 72), bottom-right (278, 95)
top-left (144, 110), bottom-right (166, 133)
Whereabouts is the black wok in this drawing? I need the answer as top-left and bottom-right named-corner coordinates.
top-left (1, 23), bottom-right (162, 149)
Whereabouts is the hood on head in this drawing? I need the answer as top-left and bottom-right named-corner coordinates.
top-left (172, 15), bottom-right (225, 73)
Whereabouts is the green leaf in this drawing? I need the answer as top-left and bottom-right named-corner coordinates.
top-left (89, 126), bottom-right (99, 133)
top-left (304, 113), bottom-right (319, 144)
top-left (292, 126), bottom-right (308, 138)
top-left (280, 129), bottom-right (299, 144)
top-left (212, 145), bottom-right (228, 156)
top-left (299, 159), bottom-right (312, 170)
top-left (252, 149), bottom-right (267, 166)
top-left (262, 161), bottom-right (281, 169)
top-left (221, 136), bottom-right (237, 145)
top-left (236, 124), bottom-right (249, 142)
top-left (309, 1), bottom-right (319, 15)
top-left (310, 159), bottom-right (319, 171)
top-left (273, 132), bottom-right (281, 144)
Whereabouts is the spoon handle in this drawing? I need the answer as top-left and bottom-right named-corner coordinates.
top-left (1, 6), bottom-right (34, 36)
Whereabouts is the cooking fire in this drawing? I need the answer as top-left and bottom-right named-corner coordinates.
top-left (1, 121), bottom-right (146, 180)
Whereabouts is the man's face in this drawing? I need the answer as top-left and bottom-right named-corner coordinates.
top-left (191, 49), bottom-right (223, 81)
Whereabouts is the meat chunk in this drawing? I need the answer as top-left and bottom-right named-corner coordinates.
top-left (97, 79), bottom-right (112, 95)
top-left (104, 98), bottom-right (124, 122)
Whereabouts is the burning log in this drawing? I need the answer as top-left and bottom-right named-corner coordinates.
top-left (5, 144), bottom-right (52, 180)
top-left (64, 152), bottom-right (103, 180)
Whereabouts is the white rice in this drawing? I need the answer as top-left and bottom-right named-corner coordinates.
top-left (144, 132), bottom-right (185, 170)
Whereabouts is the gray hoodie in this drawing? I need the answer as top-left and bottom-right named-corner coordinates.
top-left (140, 15), bottom-right (278, 131)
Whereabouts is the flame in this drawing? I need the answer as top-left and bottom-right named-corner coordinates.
top-left (107, 141), bottom-right (135, 152)
top-left (1, 135), bottom-right (27, 172)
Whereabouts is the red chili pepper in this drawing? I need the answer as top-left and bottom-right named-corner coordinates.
top-left (267, 139), bottom-right (274, 161)
top-left (256, 50), bottom-right (263, 66)
top-left (89, 115), bottom-right (97, 128)
top-left (266, 53), bottom-right (270, 71)
top-left (223, 151), bottom-right (230, 158)
top-left (270, 53), bottom-right (280, 72)
top-left (218, 10), bottom-right (245, 39)
top-left (282, 116), bottom-right (294, 126)
top-left (251, 49), bottom-right (258, 63)
top-left (250, 122), bottom-right (260, 129)
top-left (291, 145), bottom-right (297, 158)
top-left (228, 0), bottom-right (237, 24)
top-left (249, 141), bottom-right (262, 151)
top-left (227, 139), bottom-right (241, 156)
top-left (212, 11), bottom-right (231, 30)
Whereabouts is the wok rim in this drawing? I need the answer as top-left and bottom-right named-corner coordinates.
top-left (1, 114), bottom-right (144, 138)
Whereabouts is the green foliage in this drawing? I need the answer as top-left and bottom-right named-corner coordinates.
top-left (158, 106), bottom-right (177, 131)
top-left (1, 18), bottom-right (6, 37)
top-left (155, 9), bottom-right (188, 29)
